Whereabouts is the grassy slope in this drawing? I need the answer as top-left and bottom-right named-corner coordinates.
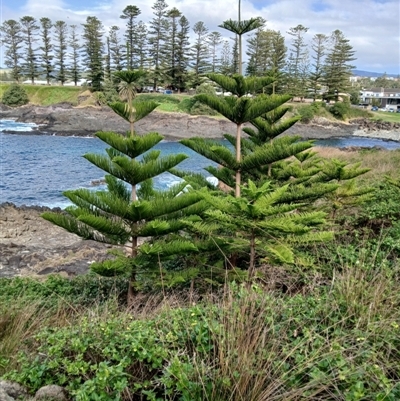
top-left (0, 84), bottom-right (83, 106)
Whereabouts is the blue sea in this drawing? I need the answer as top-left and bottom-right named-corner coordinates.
top-left (1, 119), bottom-right (400, 208)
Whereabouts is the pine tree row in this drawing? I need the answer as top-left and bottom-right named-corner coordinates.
top-left (1, 1), bottom-right (356, 97)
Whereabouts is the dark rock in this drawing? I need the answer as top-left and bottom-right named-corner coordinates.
top-left (0, 104), bottom-right (365, 140)
top-left (37, 267), bottom-right (57, 275)
top-left (8, 255), bottom-right (21, 269)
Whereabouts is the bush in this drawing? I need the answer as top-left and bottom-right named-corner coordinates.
top-left (329, 101), bottom-right (351, 120)
top-left (189, 100), bottom-right (219, 116)
top-left (297, 102), bottom-right (327, 123)
top-left (1, 84), bottom-right (29, 107)
top-left (137, 94), bottom-right (180, 104)
top-left (297, 104), bottom-right (315, 123)
top-left (177, 97), bottom-right (196, 113)
top-left (0, 274), bottom-right (128, 307)
top-left (195, 83), bottom-right (216, 95)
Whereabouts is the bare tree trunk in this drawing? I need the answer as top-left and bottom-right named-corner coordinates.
top-left (238, 0), bottom-right (242, 75)
top-left (235, 123), bottom-right (242, 197)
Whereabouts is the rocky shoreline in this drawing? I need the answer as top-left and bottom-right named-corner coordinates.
top-left (2, 103), bottom-right (399, 141)
top-left (0, 203), bottom-right (112, 279)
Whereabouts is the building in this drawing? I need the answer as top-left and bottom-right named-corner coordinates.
top-left (359, 88), bottom-right (400, 109)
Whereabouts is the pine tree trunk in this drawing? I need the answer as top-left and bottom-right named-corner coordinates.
top-left (127, 235), bottom-right (138, 306)
top-left (130, 121), bottom-right (135, 137)
top-left (235, 123), bottom-right (242, 197)
top-left (131, 185), bottom-right (136, 202)
top-left (248, 229), bottom-right (256, 280)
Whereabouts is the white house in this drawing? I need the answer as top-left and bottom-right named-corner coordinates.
top-left (359, 87), bottom-right (400, 109)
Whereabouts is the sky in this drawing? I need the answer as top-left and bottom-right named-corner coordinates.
top-left (1, 0), bottom-right (399, 75)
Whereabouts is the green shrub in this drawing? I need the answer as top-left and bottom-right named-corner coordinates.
top-left (102, 80), bottom-right (119, 103)
top-left (1, 84), bottom-right (29, 106)
top-left (177, 97), bottom-right (218, 116)
top-left (0, 274), bottom-right (127, 307)
top-left (195, 83), bottom-right (216, 95)
top-left (297, 102), bottom-right (328, 123)
top-left (297, 104), bottom-right (315, 123)
top-left (137, 94), bottom-right (180, 104)
top-left (189, 100), bottom-right (219, 116)
top-left (329, 101), bottom-right (351, 120)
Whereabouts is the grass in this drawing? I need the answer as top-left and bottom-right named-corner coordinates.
top-left (313, 147), bottom-right (400, 182)
top-left (1, 265), bottom-right (399, 400)
top-left (370, 111), bottom-right (400, 123)
top-left (0, 83), bottom-right (83, 106)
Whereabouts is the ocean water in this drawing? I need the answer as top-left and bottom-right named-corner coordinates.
top-left (1, 119), bottom-right (400, 208)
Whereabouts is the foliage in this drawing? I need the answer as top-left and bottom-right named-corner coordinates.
top-left (195, 83), bottom-right (216, 95)
top-left (42, 70), bottom-right (204, 302)
top-left (0, 274), bottom-right (127, 307)
top-left (177, 97), bottom-right (219, 116)
top-left (329, 101), bottom-right (351, 120)
top-left (102, 79), bottom-right (119, 103)
top-left (296, 101), bottom-right (328, 123)
top-left (137, 93), bottom-right (181, 104)
top-left (1, 83), bottom-right (29, 106)
top-left (322, 30), bottom-right (356, 99)
top-left (4, 279), bottom-right (400, 400)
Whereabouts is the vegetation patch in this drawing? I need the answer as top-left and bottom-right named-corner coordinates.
top-left (1, 83), bottom-right (29, 107)
top-left (0, 83), bottom-right (82, 106)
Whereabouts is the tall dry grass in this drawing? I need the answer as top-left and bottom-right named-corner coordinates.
top-left (314, 147), bottom-right (400, 181)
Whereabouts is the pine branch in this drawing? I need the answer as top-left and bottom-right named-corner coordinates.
top-left (181, 137), bottom-right (236, 168)
top-left (42, 212), bottom-right (118, 243)
top-left (241, 138), bottom-right (313, 172)
top-left (77, 213), bottom-right (130, 240)
top-left (108, 100), bottom-right (158, 123)
top-left (95, 131), bottom-right (163, 159)
top-left (110, 154), bottom-right (188, 186)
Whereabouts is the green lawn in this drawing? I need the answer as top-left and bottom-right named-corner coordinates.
top-left (370, 111), bottom-right (400, 123)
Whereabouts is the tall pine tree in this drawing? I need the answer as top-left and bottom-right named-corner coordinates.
top-left (54, 20), bottom-right (68, 85)
top-left (323, 30), bottom-right (356, 101)
top-left (120, 5), bottom-right (141, 69)
top-left (82, 16), bottom-right (104, 91)
top-left (69, 24), bottom-right (81, 85)
top-left (20, 16), bottom-right (39, 84)
top-left (39, 17), bottom-right (53, 85)
top-left (148, 0), bottom-right (169, 90)
top-left (0, 20), bottom-right (23, 82)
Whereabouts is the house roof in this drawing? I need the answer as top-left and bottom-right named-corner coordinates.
top-left (363, 87), bottom-right (400, 94)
